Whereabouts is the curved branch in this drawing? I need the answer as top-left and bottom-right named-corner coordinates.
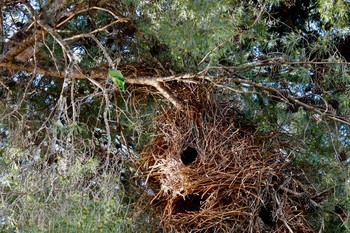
top-left (56, 6), bottom-right (127, 28)
top-left (62, 19), bottom-right (127, 42)
top-left (2, 58), bottom-right (350, 122)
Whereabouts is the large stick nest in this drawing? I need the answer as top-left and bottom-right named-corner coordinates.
top-left (139, 84), bottom-right (317, 232)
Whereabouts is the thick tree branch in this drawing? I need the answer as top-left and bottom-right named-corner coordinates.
top-left (0, 29), bottom-right (45, 63)
top-left (1, 58), bottom-right (350, 123)
top-left (153, 81), bottom-right (183, 110)
top-left (0, 0), bottom-right (75, 63)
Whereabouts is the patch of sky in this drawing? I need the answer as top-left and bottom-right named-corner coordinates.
top-left (54, 143), bottom-right (65, 152)
top-left (72, 46), bottom-right (84, 63)
top-left (85, 96), bottom-right (94, 103)
top-left (121, 45), bottom-right (130, 53)
top-left (3, 4), bottom-right (29, 39)
top-left (42, 79), bottom-right (57, 91)
top-left (267, 40), bottom-right (277, 49)
top-left (33, 74), bottom-right (43, 86)
top-left (305, 20), bottom-right (326, 36)
top-left (290, 83), bottom-right (309, 97)
top-left (339, 125), bottom-right (350, 145)
top-left (251, 45), bottom-right (264, 62)
top-left (44, 95), bottom-right (57, 107)
top-left (13, 71), bottom-right (31, 82)
top-left (0, 127), bottom-right (9, 149)
top-left (29, 0), bottom-right (41, 11)
top-left (280, 124), bottom-right (292, 134)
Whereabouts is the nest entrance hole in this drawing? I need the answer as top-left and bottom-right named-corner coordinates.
top-left (259, 205), bottom-right (275, 227)
top-left (175, 194), bottom-right (204, 213)
top-left (181, 146), bottom-right (198, 165)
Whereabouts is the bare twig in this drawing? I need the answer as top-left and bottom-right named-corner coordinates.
top-left (62, 19), bottom-right (127, 42)
top-left (197, 36), bottom-right (232, 67)
top-left (88, 35), bottom-right (114, 67)
top-left (56, 6), bottom-right (126, 28)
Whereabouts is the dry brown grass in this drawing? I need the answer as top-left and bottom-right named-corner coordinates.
top-left (137, 84), bottom-right (316, 233)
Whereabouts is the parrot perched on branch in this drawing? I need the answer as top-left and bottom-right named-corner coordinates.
top-left (109, 69), bottom-right (125, 91)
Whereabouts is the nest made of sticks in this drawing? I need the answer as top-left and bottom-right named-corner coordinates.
top-left (139, 84), bottom-right (317, 233)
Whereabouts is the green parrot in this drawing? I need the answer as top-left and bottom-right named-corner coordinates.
top-left (109, 69), bottom-right (125, 91)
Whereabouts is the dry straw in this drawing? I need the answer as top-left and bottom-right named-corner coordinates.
top-left (138, 84), bottom-right (316, 232)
